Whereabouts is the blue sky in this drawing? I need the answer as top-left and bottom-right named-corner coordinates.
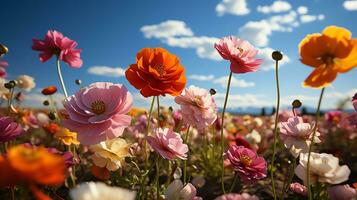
top-left (1, 0), bottom-right (357, 110)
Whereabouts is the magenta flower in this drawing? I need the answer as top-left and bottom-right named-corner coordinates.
top-left (174, 86), bottom-right (217, 130)
top-left (353, 93), bottom-right (357, 112)
top-left (32, 30), bottom-right (82, 68)
top-left (147, 128), bottom-right (188, 160)
top-left (214, 36), bottom-right (263, 74)
top-left (63, 82), bottom-right (133, 145)
top-left (225, 145), bottom-right (267, 183)
top-left (0, 116), bottom-right (25, 142)
top-left (279, 116), bottom-right (321, 157)
top-left (289, 182), bottom-right (307, 196)
top-left (325, 110), bottom-right (342, 123)
top-left (215, 193), bottom-right (259, 200)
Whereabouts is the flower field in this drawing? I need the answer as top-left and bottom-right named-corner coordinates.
top-left (0, 25), bottom-right (357, 200)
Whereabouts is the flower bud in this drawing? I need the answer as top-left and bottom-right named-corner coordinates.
top-left (48, 112), bottom-right (57, 121)
top-left (0, 44), bottom-right (8, 56)
top-left (292, 99), bottom-right (302, 108)
top-left (43, 100), bottom-right (50, 106)
top-left (41, 86), bottom-right (57, 95)
top-left (209, 88), bottom-right (216, 95)
top-left (272, 51), bottom-right (283, 61)
top-left (75, 79), bottom-right (82, 85)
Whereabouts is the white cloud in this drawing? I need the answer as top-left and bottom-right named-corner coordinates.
top-left (165, 36), bottom-right (221, 60)
top-left (300, 14), bottom-right (325, 23)
top-left (258, 47), bottom-right (290, 71)
top-left (215, 93), bottom-right (271, 108)
top-left (239, 20), bottom-right (273, 47)
top-left (343, 0), bottom-right (357, 11)
top-left (257, 0), bottom-right (292, 14)
top-left (87, 66), bottom-right (126, 77)
top-left (23, 92), bottom-right (65, 108)
top-left (213, 76), bottom-right (255, 88)
top-left (297, 6), bottom-right (308, 15)
top-left (216, 0), bottom-right (250, 16)
top-left (189, 74), bottom-right (215, 81)
top-left (140, 20), bottom-right (193, 39)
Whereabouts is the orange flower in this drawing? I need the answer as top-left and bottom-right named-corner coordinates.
top-left (125, 47), bottom-right (186, 97)
top-left (41, 86), bottom-right (57, 95)
top-left (43, 123), bottom-right (60, 134)
top-left (299, 26), bottom-right (357, 88)
top-left (0, 145), bottom-right (66, 199)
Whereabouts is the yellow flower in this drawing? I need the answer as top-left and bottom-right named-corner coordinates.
top-left (89, 138), bottom-right (131, 171)
top-left (299, 26), bottom-right (357, 88)
top-left (55, 128), bottom-right (80, 146)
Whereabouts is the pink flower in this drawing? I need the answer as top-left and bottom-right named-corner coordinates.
top-left (63, 82), bottom-right (133, 145)
top-left (0, 60), bottom-right (8, 78)
top-left (147, 128), bottom-right (188, 160)
top-left (279, 116), bottom-right (321, 157)
top-left (225, 145), bottom-right (267, 183)
top-left (215, 193), bottom-right (259, 200)
top-left (325, 110), bottom-right (342, 123)
top-left (32, 30), bottom-right (82, 68)
top-left (0, 116), bottom-right (25, 142)
top-left (175, 86), bottom-right (217, 130)
top-left (328, 184), bottom-right (357, 200)
top-left (214, 36), bottom-right (263, 74)
top-left (289, 182), bottom-right (307, 196)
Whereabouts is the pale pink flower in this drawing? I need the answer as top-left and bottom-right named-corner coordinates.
top-left (328, 184), bottom-right (357, 200)
top-left (147, 128), bottom-right (188, 160)
top-left (165, 180), bottom-right (199, 200)
top-left (0, 60), bottom-right (8, 78)
top-left (225, 145), bottom-right (267, 182)
top-left (295, 152), bottom-right (351, 185)
top-left (63, 82), bottom-right (133, 145)
top-left (215, 193), bottom-right (259, 200)
top-left (214, 36), bottom-right (263, 74)
top-left (32, 30), bottom-right (82, 68)
top-left (279, 116), bottom-right (321, 157)
top-left (175, 86), bottom-right (217, 130)
top-left (289, 182), bottom-right (307, 196)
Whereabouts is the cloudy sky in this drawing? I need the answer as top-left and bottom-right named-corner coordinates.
top-left (1, 0), bottom-right (357, 110)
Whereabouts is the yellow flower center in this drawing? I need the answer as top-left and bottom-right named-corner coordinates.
top-left (237, 47), bottom-right (244, 54)
top-left (91, 100), bottom-right (106, 115)
top-left (240, 155), bottom-right (252, 166)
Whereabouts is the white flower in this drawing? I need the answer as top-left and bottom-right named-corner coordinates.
top-left (90, 138), bottom-right (131, 171)
top-left (70, 182), bottom-right (136, 200)
top-left (295, 152), bottom-right (351, 185)
top-left (245, 130), bottom-right (261, 144)
top-left (253, 117), bottom-right (263, 127)
top-left (165, 180), bottom-right (197, 200)
top-left (16, 75), bottom-right (36, 91)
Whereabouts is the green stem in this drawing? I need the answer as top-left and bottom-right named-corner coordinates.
top-left (183, 126), bottom-right (190, 184)
top-left (157, 96), bottom-right (160, 126)
top-left (229, 172), bottom-right (239, 193)
top-left (220, 71), bottom-right (233, 194)
top-left (56, 57), bottom-right (68, 98)
top-left (7, 88), bottom-right (14, 116)
top-left (306, 88), bottom-right (325, 200)
top-left (270, 59), bottom-right (281, 200)
top-left (280, 158), bottom-right (297, 200)
top-left (139, 97), bottom-right (156, 199)
top-left (156, 155), bottom-right (160, 200)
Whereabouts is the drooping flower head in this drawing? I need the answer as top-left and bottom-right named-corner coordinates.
top-left (174, 85), bottom-right (217, 130)
top-left (279, 116), bottom-right (321, 157)
top-left (295, 152), bottom-right (351, 185)
top-left (90, 138), bottom-right (131, 171)
top-left (225, 145), bottom-right (267, 183)
top-left (32, 30), bottom-right (83, 68)
top-left (214, 36), bottom-right (263, 74)
top-left (63, 82), bottom-right (133, 145)
top-left (147, 128), bottom-right (188, 160)
top-left (299, 26), bottom-right (357, 88)
top-left (70, 182), bottom-right (136, 200)
top-left (165, 180), bottom-right (198, 200)
top-left (214, 193), bottom-right (259, 200)
top-left (125, 47), bottom-right (186, 97)
top-left (0, 116), bottom-right (25, 143)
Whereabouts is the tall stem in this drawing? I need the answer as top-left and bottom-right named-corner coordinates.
top-left (280, 158), bottom-right (297, 200)
top-left (270, 59), bottom-right (281, 200)
top-left (7, 88), bottom-right (14, 116)
top-left (56, 58), bottom-right (68, 98)
top-left (157, 96), bottom-right (160, 126)
top-left (220, 71), bottom-right (233, 194)
top-left (229, 172), bottom-right (239, 193)
top-left (156, 155), bottom-right (160, 200)
top-left (306, 88), bottom-right (325, 200)
top-left (183, 126), bottom-right (191, 184)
